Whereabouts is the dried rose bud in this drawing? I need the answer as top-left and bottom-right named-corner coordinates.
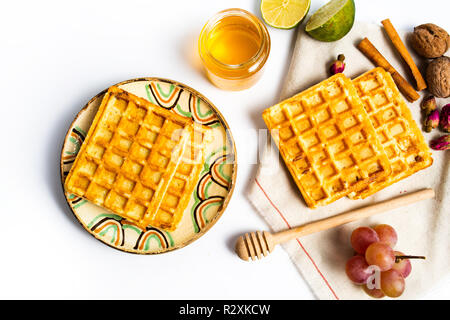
top-left (330, 54), bottom-right (346, 75)
top-left (440, 104), bottom-right (450, 133)
top-left (430, 135), bottom-right (450, 150)
top-left (423, 109), bottom-right (440, 132)
top-left (421, 95), bottom-right (437, 116)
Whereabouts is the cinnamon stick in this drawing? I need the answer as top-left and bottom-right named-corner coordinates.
top-left (381, 19), bottom-right (427, 91)
top-left (357, 38), bottom-right (420, 102)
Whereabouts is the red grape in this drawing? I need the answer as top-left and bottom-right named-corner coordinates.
top-left (345, 255), bottom-right (371, 284)
top-left (363, 285), bottom-right (385, 299)
top-left (365, 242), bottom-right (395, 271)
top-left (392, 251), bottom-right (412, 278)
top-left (380, 269), bottom-right (405, 297)
top-left (373, 224), bottom-right (398, 248)
top-left (351, 227), bottom-right (379, 255)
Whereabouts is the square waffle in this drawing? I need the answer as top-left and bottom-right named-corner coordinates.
top-left (349, 68), bottom-right (433, 199)
top-left (65, 86), bottom-right (211, 231)
top-left (263, 73), bottom-right (392, 208)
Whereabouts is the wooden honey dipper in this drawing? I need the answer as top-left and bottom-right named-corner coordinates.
top-left (236, 189), bottom-right (435, 261)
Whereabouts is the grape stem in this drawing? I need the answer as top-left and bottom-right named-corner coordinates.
top-left (395, 255), bottom-right (426, 263)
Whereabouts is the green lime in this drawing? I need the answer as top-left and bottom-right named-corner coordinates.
top-left (305, 0), bottom-right (355, 42)
top-left (261, 0), bottom-right (311, 29)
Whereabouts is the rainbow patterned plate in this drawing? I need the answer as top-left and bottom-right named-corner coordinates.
top-left (60, 78), bottom-right (237, 254)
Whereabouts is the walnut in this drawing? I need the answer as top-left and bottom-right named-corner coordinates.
top-left (426, 56), bottom-right (450, 98)
top-left (411, 24), bottom-right (450, 58)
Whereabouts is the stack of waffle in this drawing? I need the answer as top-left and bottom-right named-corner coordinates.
top-left (263, 68), bottom-right (432, 209)
top-left (65, 86), bottom-right (211, 231)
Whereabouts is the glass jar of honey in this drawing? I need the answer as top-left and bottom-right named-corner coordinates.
top-left (198, 8), bottom-right (271, 91)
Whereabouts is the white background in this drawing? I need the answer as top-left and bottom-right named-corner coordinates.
top-left (1, 0), bottom-right (449, 299)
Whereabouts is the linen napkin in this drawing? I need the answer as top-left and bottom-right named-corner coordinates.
top-left (248, 22), bottom-right (449, 300)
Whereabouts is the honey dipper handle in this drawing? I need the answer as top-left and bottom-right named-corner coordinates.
top-left (271, 189), bottom-right (435, 245)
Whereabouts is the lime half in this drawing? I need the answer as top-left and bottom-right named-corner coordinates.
top-left (261, 0), bottom-right (311, 29)
top-left (305, 0), bottom-right (355, 42)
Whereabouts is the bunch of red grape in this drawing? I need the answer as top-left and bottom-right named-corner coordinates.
top-left (345, 224), bottom-right (423, 298)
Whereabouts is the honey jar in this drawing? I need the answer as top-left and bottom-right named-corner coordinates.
top-left (198, 8), bottom-right (271, 91)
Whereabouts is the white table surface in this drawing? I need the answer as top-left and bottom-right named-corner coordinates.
top-left (1, 0), bottom-right (449, 299)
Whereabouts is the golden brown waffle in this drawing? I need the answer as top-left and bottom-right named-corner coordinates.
top-left (65, 86), bottom-right (211, 231)
top-left (263, 73), bottom-right (392, 208)
top-left (349, 68), bottom-right (433, 199)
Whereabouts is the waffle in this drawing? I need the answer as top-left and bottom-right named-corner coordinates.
top-left (349, 68), bottom-right (433, 199)
top-left (262, 73), bottom-right (392, 208)
top-left (65, 86), bottom-right (211, 231)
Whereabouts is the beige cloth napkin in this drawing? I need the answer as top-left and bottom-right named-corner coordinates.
top-left (248, 22), bottom-right (449, 300)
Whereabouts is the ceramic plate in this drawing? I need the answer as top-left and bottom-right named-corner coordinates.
top-left (60, 78), bottom-right (237, 254)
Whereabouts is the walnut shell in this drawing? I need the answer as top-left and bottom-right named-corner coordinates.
top-left (411, 23), bottom-right (449, 58)
top-left (426, 56), bottom-right (450, 98)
